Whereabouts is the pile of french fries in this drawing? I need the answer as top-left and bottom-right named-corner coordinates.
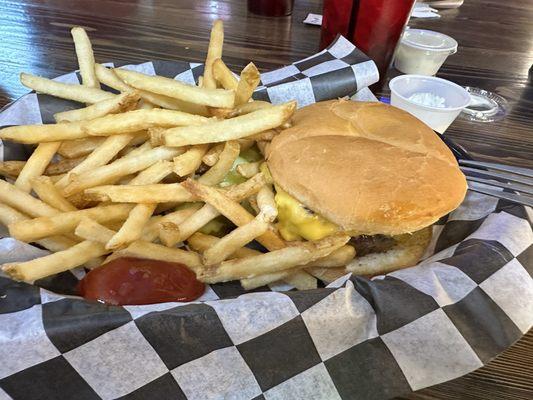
top-left (0, 21), bottom-right (355, 291)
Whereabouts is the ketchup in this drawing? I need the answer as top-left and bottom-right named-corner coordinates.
top-left (79, 257), bottom-right (205, 305)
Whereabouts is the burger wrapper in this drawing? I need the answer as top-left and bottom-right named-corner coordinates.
top-left (0, 36), bottom-right (532, 400)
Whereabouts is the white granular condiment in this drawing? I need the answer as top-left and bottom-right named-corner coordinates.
top-left (408, 92), bottom-right (446, 108)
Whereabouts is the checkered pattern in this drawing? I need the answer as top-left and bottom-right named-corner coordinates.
top-left (0, 38), bottom-right (532, 399)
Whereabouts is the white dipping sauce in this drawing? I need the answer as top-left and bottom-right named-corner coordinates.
top-left (394, 29), bottom-right (458, 76)
top-left (408, 92), bottom-right (446, 108)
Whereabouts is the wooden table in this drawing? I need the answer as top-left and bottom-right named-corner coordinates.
top-left (0, 0), bottom-right (531, 399)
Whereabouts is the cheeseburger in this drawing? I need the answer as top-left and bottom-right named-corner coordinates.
top-left (265, 99), bottom-right (467, 278)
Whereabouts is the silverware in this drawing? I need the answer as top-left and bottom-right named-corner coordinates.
top-left (459, 159), bottom-right (533, 207)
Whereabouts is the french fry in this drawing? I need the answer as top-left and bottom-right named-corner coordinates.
top-left (114, 68), bottom-right (235, 108)
top-left (78, 219), bottom-right (198, 270)
top-left (0, 161), bottom-right (24, 179)
top-left (167, 173), bottom-right (266, 245)
top-left (156, 205), bottom-right (203, 246)
top-left (31, 176), bottom-right (77, 212)
top-left (12, 157), bottom-right (86, 182)
top-left (105, 204), bottom-right (157, 250)
top-left (281, 271), bottom-right (318, 290)
top-left (182, 179), bottom-right (285, 250)
top-left (138, 89), bottom-right (209, 115)
top-left (227, 100), bottom-right (272, 118)
top-left (236, 161), bottom-right (260, 178)
top-left (119, 241), bottom-right (203, 270)
top-left (248, 129), bottom-right (278, 142)
top-left (191, 237), bottom-right (350, 288)
top-left (94, 64), bottom-right (133, 91)
top-left (256, 185), bottom-right (277, 221)
top-left (202, 143), bottom-right (224, 166)
top-left (203, 213), bottom-right (270, 265)
top-left (95, 64), bottom-right (208, 116)
top-left (67, 192), bottom-right (92, 209)
top-left (4, 154), bottom-right (87, 186)
top-left (75, 217), bottom-right (115, 242)
top-left (248, 195), bottom-right (260, 214)
top-left (49, 174), bottom-right (67, 183)
top-left (197, 141), bottom-right (240, 185)
top-left (137, 99), bottom-right (155, 109)
top-left (164, 101), bottom-right (296, 146)
top-left (20, 73), bottom-right (114, 104)
top-left (173, 144), bottom-right (209, 176)
top-left (62, 146), bottom-right (181, 196)
top-left (158, 221), bottom-right (180, 245)
top-left (0, 179), bottom-right (59, 217)
top-left (8, 203), bottom-right (133, 242)
top-left (71, 27), bottom-right (99, 89)
top-left (84, 183), bottom-right (194, 203)
top-left (203, 20), bottom-right (224, 89)
top-left (213, 58), bottom-right (238, 90)
top-left (198, 234), bottom-right (350, 283)
top-left (241, 268), bottom-right (320, 290)
top-left (129, 160), bottom-right (174, 185)
top-left (149, 127), bottom-right (165, 146)
top-left (0, 204), bottom-right (77, 252)
top-left (217, 172), bottom-right (268, 202)
top-left (3, 240), bottom-right (109, 282)
top-left (256, 140), bottom-right (269, 156)
top-left (185, 232), bottom-right (316, 290)
top-left (237, 138), bottom-right (255, 151)
top-left (170, 204), bottom-right (221, 246)
top-left (207, 107), bottom-right (233, 119)
top-left (159, 206), bottom-right (204, 227)
top-left (186, 232), bottom-right (217, 252)
top-left (54, 91), bottom-right (140, 122)
top-left (120, 139), bottom-right (153, 159)
top-left (304, 245), bottom-right (356, 268)
top-left (168, 232), bottom-right (298, 290)
top-left (187, 232), bottom-right (312, 287)
top-left (241, 245), bottom-right (355, 286)
top-left (105, 161), bottom-right (174, 249)
top-left (84, 108), bottom-right (210, 136)
top-left (58, 137), bottom-right (107, 158)
top-left (305, 267), bottom-right (348, 284)
top-left (0, 122), bottom-right (86, 144)
top-left (234, 62), bottom-right (260, 106)
top-left (45, 157), bottom-right (86, 175)
top-left (241, 270), bottom-right (290, 290)
top-left (125, 215), bottom-right (159, 243)
top-left (55, 133), bottom-right (135, 188)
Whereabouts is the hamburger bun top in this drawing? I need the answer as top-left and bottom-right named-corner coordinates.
top-left (266, 100), bottom-right (467, 235)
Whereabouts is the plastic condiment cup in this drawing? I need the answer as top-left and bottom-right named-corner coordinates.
top-left (394, 29), bottom-right (458, 76)
top-left (389, 75), bottom-right (471, 133)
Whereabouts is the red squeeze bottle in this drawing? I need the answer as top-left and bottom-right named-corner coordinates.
top-left (320, 0), bottom-right (354, 50)
top-left (248, 0), bottom-right (295, 17)
top-left (320, 0), bottom-right (416, 76)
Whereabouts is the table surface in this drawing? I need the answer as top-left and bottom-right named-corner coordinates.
top-left (0, 0), bottom-right (531, 399)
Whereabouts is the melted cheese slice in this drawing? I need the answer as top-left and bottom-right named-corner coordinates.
top-left (274, 185), bottom-right (338, 241)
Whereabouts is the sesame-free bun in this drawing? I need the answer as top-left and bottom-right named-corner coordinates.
top-left (266, 99), bottom-right (467, 236)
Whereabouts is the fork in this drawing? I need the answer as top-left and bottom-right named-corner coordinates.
top-left (459, 159), bottom-right (533, 208)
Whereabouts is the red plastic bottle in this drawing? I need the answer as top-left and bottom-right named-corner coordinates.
top-left (320, 0), bottom-right (416, 76)
top-left (248, 0), bottom-right (295, 17)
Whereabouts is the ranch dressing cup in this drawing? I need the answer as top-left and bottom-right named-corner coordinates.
top-left (389, 75), bottom-right (471, 133)
top-left (394, 29), bottom-right (458, 75)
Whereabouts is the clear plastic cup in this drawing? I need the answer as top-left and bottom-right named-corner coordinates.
top-left (394, 29), bottom-right (458, 76)
top-left (389, 75), bottom-right (471, 133)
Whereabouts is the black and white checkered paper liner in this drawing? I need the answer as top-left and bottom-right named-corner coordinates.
top-left (0, 36), bottom-right (531, 400)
